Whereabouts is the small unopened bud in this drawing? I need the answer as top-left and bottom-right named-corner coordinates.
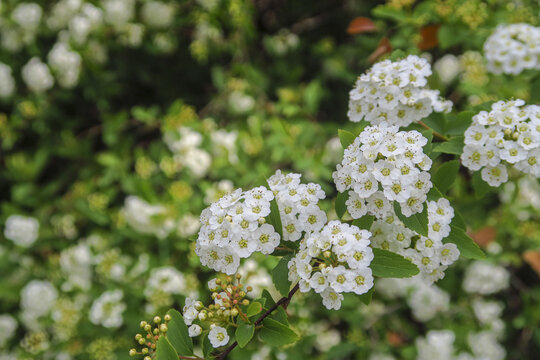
top-left (512, 132), bottom-right (519, 140)
top-left (239, 291), bottom-right (246, 297)
top-left (160, 324), bottom-right (168, 333)
top-left (236, 273), bottom-right (242, 279)
top-left (225, 215), bottom-right (232, 222)
top-left (164, 314), bottom-right (171, 322)
top-left (319, 263), bottom-right (327, 270)
top-left (142, 348), bottom-right (149, 354)
top-left (504, 128), bottom-right (512, 136)
top-left (258, 217), bottom-right (266, 225)
top-left (140, 321), bottom-right (147, 328)
top-left (223, 310), bottom-right (231, 317)
top-left (226, 276), bottom-right (233, 283)
top-left (323, 251), bottom-right (332, 258)
top-left (153, 316), bottom-right (161, 324)
top-left (198, 312), bottom-right (207, 321)
top-left (138, 338), bottom-right (146, 345)
top-left (129, 349), bottom-right (137, 356)
top-left (208, 312), bottom-right (214, 318)
top-left (246, 286), bottom-right (253, 292)
top-left (144, 324), bottom-right (152, 332)
top-left (153, 328), bottom-right (159, 335)
top-left (242, 299), bottom-right (249, 306)
top-left (135, 334), bottom-right (143, 341)
top-left (231, 308), bottom-right (239, 316)
top-left (145, 356), bottom-right (152, 360)
top-left (216, 279), bottom-right (222, 285)
top-left (195, 301), bottom-right (203, 310)
top-left (216, 309), bottom-right (223, 316)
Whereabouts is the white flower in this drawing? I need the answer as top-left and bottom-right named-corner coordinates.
top-left (188, 324), bottom-right (202, 337)
top-left (59, 243), bottom-right (92, 291)
top-left (462, 101), bottom-right (540, 185)
top-left (321, 288), bottom-right (343, 310)
top-left (12, 3), bottom-right (42, 32)
top-left (434, 54), bottom-right (461, 84)
top-left (122, 196), bottom-right (174, 238)
top-left (89, 290), bottom-right (126, 328)
top-left (208, 325), bottom-right (229, 348)
top-left (484, 23), bottom-right (540, 75)
top-left (0, 63), bottom-right (15, 98)
top-left (47, 42), bottom-right (82, 88)
top-left (0, 315), bottom-right (17, 347)
top-left (145, 267), bottom-right (186, 297)
top-left (21, 280), bottom-right (58, 320)
top-left (463, 261), bottom-right (510, 295)
top-left (4, 215), bottom-right (39, 247)
top-left (21, 57), bottom-right (54, 93)
top-left (348, 55), bottom-right (452, 127)
top-left (141, 1), bottom-right (175, 28)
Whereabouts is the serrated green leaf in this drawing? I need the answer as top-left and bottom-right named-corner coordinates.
top-left (165, 309), bottom-right (193, 356)
top-left (338, 129), bottom-right (356, 149)
top-left (236, 322), bottom-right (255, 348)
top-left (393, 202), bottom-right (428, 236)
top-left (446, 111), bottom-right (474, 136)
top-left (427, 186), bottom-right (444, 202)
top-left (472, 171), bottom-right (492, 199)
top-left (272, 306), bottom-right (289, 325)
top-left (261, 290), bottom-right (275, 307)
top-left (259, 319), bottom-right (298, 347)
top-left (335, 191), bottom-right (349, 219)
top-left (432, 136), bottom-right (464, 155)
top-left (156, 336), bottom-right (179, 360)
top-left (370, 248), bottom-right (419, 278)
top-left (433, 160), bottom-right (460, 193)
top-left (352, 215), bottom-right (374, 230)
top-left (271, 256), bottom-right (292, 297)
top-left (202, 333), bottom-right (212, 358)
top-left (422, 113), bottom-right (446, 135)
top-left (444, 225), bottom-right (485, 259)
top-left (246, 302), bottom-right (262, 317)
top-left (265, 195), bottom-right (283, 240)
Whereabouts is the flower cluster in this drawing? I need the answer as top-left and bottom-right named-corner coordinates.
top-left (164, 126), bottom-right (212, 178)
top-left (89, 289), bottom-right (127, 328)
top-left (268, 170), bottom-right (327, 241)
top-left (463, 261), bottom-right (510, 295)
top-left (3, 214), bottom-right (40, 248)
top-left (484, 23), bottom-right (540, 75)
top-left (370, 198), bottom-right (459, 283)
top-left (122, 195), bottom-right (175, 239)
top-left (182, 275), bottom-right (253, 349)
top-left (334, 123), bottom-right (433, 217)
top-left (347, 55), bottom-right (452, 127)
top-left (196, 186), bottom-right (280, 274)
top-left (461, 100), bottom-right (540, 187)
top-left (288, 221), bottom-right (374, 310)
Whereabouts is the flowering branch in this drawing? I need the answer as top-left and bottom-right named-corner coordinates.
top-left (215, 283), bottom-right (300, 360)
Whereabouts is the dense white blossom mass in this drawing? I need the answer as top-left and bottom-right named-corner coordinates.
top-left (348, 55), bottom-right (452, 127)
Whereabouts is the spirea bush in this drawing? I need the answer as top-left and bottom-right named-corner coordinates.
top-left (1, 1), bottom-right (540, 360)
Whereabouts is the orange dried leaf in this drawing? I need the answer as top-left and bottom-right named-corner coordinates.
top-left (523, 251), bottom-right (540, 276)
top-left (347, 17), bottom-right (377, 35)
top-left (368, 37), bottom-right (392, 63)
top-left (470, 226), bottom-right (496, 248)
top-left (418, 24), bottom-right (440, 50)
top-left (387, 331), bottom-right (405, 347)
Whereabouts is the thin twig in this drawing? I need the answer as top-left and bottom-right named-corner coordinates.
top-left (215, 283), bottom-right (300, 360)
top-left (418, 121), bottom-right (449, 141)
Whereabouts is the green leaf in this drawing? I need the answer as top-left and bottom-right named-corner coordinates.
top-left (452, 211), bottom-right (466, 230)
top-left (370, 248), bottom-right (419, 278)
top-left (202, 334), bottom-right (212, 358)
top-left (427, 186), bottom-right (444, 202)
top-left (393, 202), bottom-right (428, 236)
top-left (165, 309), bottom-right (193, 356)
top-left (259, 319), bottom-right (298, 347)
top-left (338, 129), bottom-right (356, 149)
top-left (472, 171), bottom-right (492, 199)
top-left (246, 302), bottom-right (262, 317)
top-left (446, 111), bottom-right (474, 136)
top-left (236, 322), bottom-right (255, 348)
top-left (156, 336), bottom-right (179, 360)
top-left (261, 290), bottom-right (275, 307)
top-left (433, 160), bottom-right (460, 193)
top-left (335, 191), bottom-right (349, 219)
top-left (272, 306), bottom-right (289, 325)
top-left (357, 287), bottom-right (374, 305)
top-left (444, 225), bottom-right (485, 260)
top-left (422, 113), bottom-right (446, 136)
top-left (352, 215), bottom-right (374, 230)
top-left (432, 136), bottom-right (464, 155)
top-left (271, 256), bottom-right (292, 297)
top-left (265, 196), bottom-right (283, 240)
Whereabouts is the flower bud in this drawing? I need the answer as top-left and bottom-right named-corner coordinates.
top-left (129, 349), bottom-right (137, 356)
top-left (198, 312), bottom-right (207, 321)
top-left (323, 251), bottom-right (331, 258)
top-left (142, 348), bottom-right (149, 354)
top-left (246, 286), bottom-right (253, 292)
top-left (145, 356), bottom-right (152, 360)
top-left (138, 338), bottom-right (146, 345)
top-left (153, 316), bottom-right (161, 324)
top-left (242, 299), bottom-right (249, 306)
top-left (164, 314), bottom-right (171, 322)
top-left (160, 324), bottom-right (168, 333)
top-left (223, 309), bottom-right (231, 317)
top-left (135, 334), bottom-right (143, 340)
top-left (140, 321), bottom-right (148, 328)
top-left (231, 308), bottom-right (239, 316)
top-left (258, 217), bottom-right (266, 225)
top-left (144, 324), bottom-right (152, 332)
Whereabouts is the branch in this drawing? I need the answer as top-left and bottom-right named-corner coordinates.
top-left (215, 283), bottom-right (300, 360)
top-left (418, 121), bottom-right (448, 141)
